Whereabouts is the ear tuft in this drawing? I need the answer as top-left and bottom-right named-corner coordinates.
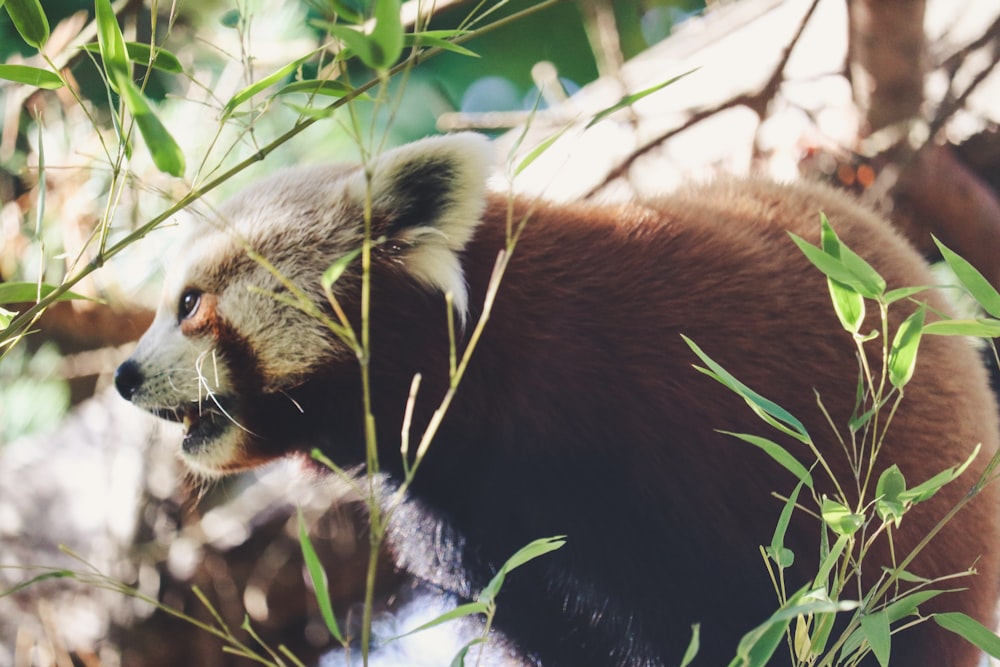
top-left (352, 133), bottom-right (494, 319)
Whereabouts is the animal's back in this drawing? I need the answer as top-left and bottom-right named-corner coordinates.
top-left (419, 178), bottom-right (1000, 665)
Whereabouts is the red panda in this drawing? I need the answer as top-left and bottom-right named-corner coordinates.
top-left (115, 133), bottom-right (1000, 666)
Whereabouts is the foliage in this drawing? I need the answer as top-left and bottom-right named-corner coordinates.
top-left (685, 217), bottom-right (1000, 666)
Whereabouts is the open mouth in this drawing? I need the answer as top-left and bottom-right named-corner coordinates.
top-left (153, 398), bottom-right (236, 453)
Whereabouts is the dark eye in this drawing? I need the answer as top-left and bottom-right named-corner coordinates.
top-left (178, 289), bottom-right (202, 320)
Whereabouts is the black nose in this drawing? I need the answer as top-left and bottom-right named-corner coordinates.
top-left (114, 359), bottom-right (144, 401)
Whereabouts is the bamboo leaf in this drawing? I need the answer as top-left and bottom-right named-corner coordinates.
top-left (369, 0), bottom-right (403, 70)
top-left (297, 509), bottom-right (344, 642)
top-left (899, 444), bottom-right (979, 504)
top-left (223, 58), bottom-right (307, 117)
top-left (821, 214), bottom-right (865, 333)
top-left (0, 64), bottom-right (63, 89)
top-left (934, 236), bottom-right (1000, 318)
top-left (276, 78), bottom-right (354, 98)
top-left (860, 611), bottom-right (891, 667)
top-left (322, 248), bottom-right (362, 290)
top-left (888, 305), bottom-right (925, 389)
top-left (4, 0), bottom-right (50, 48)
top-left (478, 536), bottom-right (565, 604)
top-left (115, 73), bottom-right (186, 176)
top-left (83, 41), bottom-right (183, 74)
top-left (821, 498), bottom-right (863, 536)
top-left (934, 612), bottom-right (1000, 658)
top-left (719, 431), bottom-right (813, 488)
top-left (586, 69), bottom-right (697, 128)
top-left (680, 624), bottom-right (700, 667)
top-left (95, 0), bottom-right (130, 91)
top-left (684, 335), bottom-right (810, 443)
top-left (405, 31), bottom-right (477, 57)
top-left (922, 318), bottom-right (1000, 338)
top-left (0, 282), bottom-right (94, 305)
top-left (390, 602), bottom-right (489, 641)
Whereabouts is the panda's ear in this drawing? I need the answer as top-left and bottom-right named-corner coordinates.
top-left (345, 133), bottom-right (494, 317)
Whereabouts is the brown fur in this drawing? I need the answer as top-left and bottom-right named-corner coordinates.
top-left (117, 135), bottom-right (1000, 666)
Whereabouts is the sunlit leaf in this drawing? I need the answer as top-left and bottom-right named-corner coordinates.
top-left (95, 0), bottom-right (130, 91)
top-left (821, 213), bottom-right (865, 333)
top-left (821, 498), bottom-right (863, 536)
top-left (934, 236), bottom-right (1000, 318)
top-left (390, 602), bottom-right (489, 641)
top-left (922, 318), bottom-right (1000, 338)
top-left (0, 282), bottom-right (93, 305)
top-left (875, 464), bottom-right (906, 527)
top-left (115, 73), bottom-right (185, 176)
top-left (0, 64), bottom-right (62, 88)
top-left (4, 0), bottom-right (49, 48)
top-left (888, 305), bottom-right (924, 389)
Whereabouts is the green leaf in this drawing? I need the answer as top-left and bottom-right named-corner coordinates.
top-left (0, 64), bottom-right (63, 89)
top-left (0, 282), bottom-right (93, 305)
top-left (391, 602), bottom-right (489, 641)
top-left (883, 285), bottom-right (929, 305)
top-left (888, 305), bottom-right (924, 389)
top-left (719, 431), bottom-right (813, 488)
top-left (297, 509), bottom-right (344, 642)
top-left (875, 464), bottom-right (906, 527)
top-left (1, 569), bottom-right (74, 598)
top-left (368, 0), bottom-right (403, 70)
top-left (4, 0), bottom-right (49, 48)
top-left (478, 536), bottom-right (565, 604)
top-left (680, 624), bottom-right (700, 667)
top-left (514, 125), bottom-right (572, 176)
top-left (883, 589), bottom-right (946, 623)
top-left (684, 335), bottom-right (810, 444)
top-left (276, 78), bottom-right (354, 98)
top-left (790, 233), bottom-right (885, 299)
top-left (95, 0), bottom-right (130, 91)
top-left (934, 236), bottom-right (1000, 318)
top-left (860, 611), bottom-right (891, 667)
top-left (322, 248), bottom-right (362, 291)
top-left (813, 534), bottom-right (849, 589)
top-left (821, 498), bottom-right (863, 536)
top-left (586, 69), bottom-right (697, 129)
top-left (922, 318), bottom-right (1000, 337)
top-left (821, 214), bottom-right (865, 333)
top-left (767, 479), bottom-right (805, 569)
top-left (83, 41), bottom-right (183, 74)
top-left (115, 73), bottom-right (185, 176)
top-left (934, 612), bottom-right (1000, 658)
top-left (899, 444), bottom-right (979, 504)
top-left (405, 30), bottom-right (477, 57)
top-left (223, 57), bottom-right (307, 117)
top-left (449, 637), bottom-right (488, 667)
top-left (0, 305), bottom-right (15, 329)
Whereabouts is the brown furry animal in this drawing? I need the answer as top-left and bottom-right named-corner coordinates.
top-left (116, 134), bottom-right (1000, 666)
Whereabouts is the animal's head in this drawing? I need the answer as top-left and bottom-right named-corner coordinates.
top-left (115, 133), bottom-right (493, 476)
